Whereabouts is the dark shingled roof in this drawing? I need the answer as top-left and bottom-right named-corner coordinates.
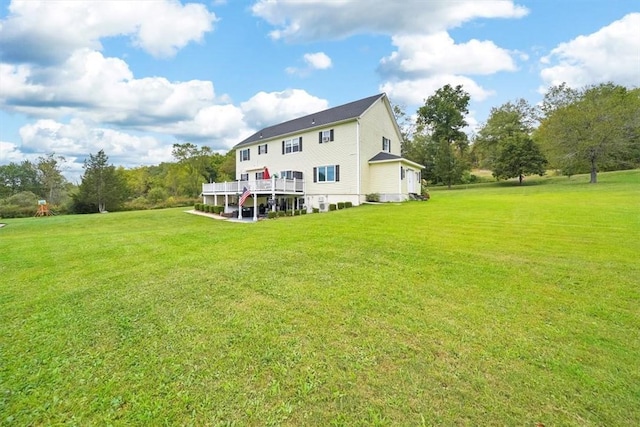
top-left (369, 152), bottom-right (402, 162)
top-left (234, 93), bottom-right (385, 149)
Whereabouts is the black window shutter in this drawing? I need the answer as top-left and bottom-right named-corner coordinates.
top-left (313, 167), bottom-right (317, 183)
top-left (318, 131), bottom-right (322, 143)
top-left (382, 137), bottom-right (385, 150)
top-left (299, 136), bottom-right (302, 151)
top-left (335, 165), bottom-right (340, 182)
top-left (265, 144), bottom-right (268, 154)
top-left (248, 148), bottom-right (250, 160)
top-left (282, 141), bottom-right (285, 154)
top-left (330, 129), bottom-right (334, 141)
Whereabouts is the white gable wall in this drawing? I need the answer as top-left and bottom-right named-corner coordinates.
top-left (358, 97), bottom-right (404, 199)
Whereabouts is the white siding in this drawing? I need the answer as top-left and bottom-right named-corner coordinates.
top-left (358, 97), bottom-right (404, 197)
top-left (231, 94), bottom-right (415, 208)
top-left (236, 120), bottom-right (360, 203)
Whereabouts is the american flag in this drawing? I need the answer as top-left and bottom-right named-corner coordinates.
top-left (239, 186), bottom-right (251, 206)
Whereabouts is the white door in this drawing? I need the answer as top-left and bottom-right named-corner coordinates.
top-left (407, 169), bottom-right (417, 193)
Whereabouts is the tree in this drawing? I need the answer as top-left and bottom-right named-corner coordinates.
top-left (393, 104), bottom-right (415, 145)
top-left (473, 99), bottom-right (536, 169)
top-left (172, 143), bottom-right (214, 196)
top-left (0, 161), bottom-right (40, 197)
top-left (73, 150), bottom-right (128, 213)
top-left (492, 134), bottom-right (547, 184)
top-left (36, 153), bottom-right (67, 204)
top-left (536, 83), bottom-right (640, 183)
top-left (416, 84), bottom-right (471, 188)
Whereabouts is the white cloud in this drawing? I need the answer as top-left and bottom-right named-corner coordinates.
top-left (540, 13), bottom-right (640, 90)
top-left (18, 119), bottom-right (169, 162)
top-left (0, 49), bottom-right (216, 128)
top-left (0, 0), bottom-right (217, 63)
top-left (0, 140), bottom-right (27, 163)
top-left (380, 75), bottom-right (494, 106)
top-left (286, 52), bottom-right (333, 76)
top-left (377, 32), bottom-right (515, 108)
top-left (380, 32), bottom-right (517, 77)
top-left (16, 118), bottom-right (175, 182)
top-left (240, 89), bottom-right (329, 129)
top-left (252, 0), bottom-right (527, 41)
top-left (304, 52), bottom-right (332, 70)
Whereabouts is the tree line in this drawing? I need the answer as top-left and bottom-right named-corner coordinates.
top-left (2, 81), bottom-right (638, 217)
top-left (0, 144), bottom-right (235, 217)
top-left (400, 82), bottom-right (639, 188)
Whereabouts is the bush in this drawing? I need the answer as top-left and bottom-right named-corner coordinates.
top-left (312, 208), bottom-right (319, 213)
top-left (300, 209), bottom-right (307, 215)
top-left (4, 191), bottom-right (39, 208)
top-left (345, 201), bottom-right (353, 208)
top-left (294, 210), bottom-right (300, 216)
top-left (337, 202), bottom-right (345, 210)
top-left (365, 193), bottom-right (380, 202)
top-left (277, 211), bottom-right (286, 217)
top-left (0, 205), bottom-right (35, 218)
top-left (213, 206), bottom-right (224, 214)
top-left (268, 211), bottom-right (277, 219)
top-left (147, 187), bottom-right (168, 204)
top-left (286, 210), bottom-right (293, 216)
top-left (329, 204), bottom-right (337, 211)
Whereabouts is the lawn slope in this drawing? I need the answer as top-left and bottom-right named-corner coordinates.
top-left (1, 170), bottom-right (639, 425)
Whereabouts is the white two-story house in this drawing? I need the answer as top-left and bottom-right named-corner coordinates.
top-left (202, 93), bottom-right (424, 220)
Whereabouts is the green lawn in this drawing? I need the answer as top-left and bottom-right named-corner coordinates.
top-left (1, 170), bottom-right (639, 426)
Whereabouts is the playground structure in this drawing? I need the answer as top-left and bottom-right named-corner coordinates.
top-left (35, 200), bottom-right (53, 217)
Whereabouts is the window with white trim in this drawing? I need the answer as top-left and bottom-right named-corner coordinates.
top-left (255, 171), bottom-right (265, 180)
top-left (313, 165), bottom-right (340, 183)
top-left (279, 170), bottom-right (303, 180)
top-left (240, 148), bottom-right (250, 161)
top-left (240, 173), bottom-right (249, 181)
top-left (319, 129), bottom-right (334, 143)
top-left (258, 144), bottom-right (268, 154)
top-left (382, 137), bottom-right (391, 152)
top-left (282, 137), bottom-right (302, 154)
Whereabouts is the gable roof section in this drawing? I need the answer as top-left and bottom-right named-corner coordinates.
top-left (369, 152), bottom-right (402, 162)
top-left (235, 93), bottom-right (385, 149)
top-left (369, 151), bottom-right (425, 169)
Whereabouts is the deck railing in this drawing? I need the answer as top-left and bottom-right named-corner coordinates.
top-left (202, 178), bottom-right (304, 194)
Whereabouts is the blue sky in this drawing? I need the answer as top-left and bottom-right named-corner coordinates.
top-left (1, 0), bottom-right (638, 180)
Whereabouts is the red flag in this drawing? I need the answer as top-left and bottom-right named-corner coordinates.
top-left (263, 167), bottom-right (270, 179)
top-left (239, 186), bottom-right (251, 206)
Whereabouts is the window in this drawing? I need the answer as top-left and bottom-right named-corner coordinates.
top-left (282, 137), bottom-right (302, 154)
top-left (255, 171), bottom-right (265, 180)
top-left (240, 148), bottom-right (250, 161)
top-left (279, 170), bottom-right (303, 180)
top-left (240, 173), bottom-right (249, 181)
top-left (318, 129), bottom-right (334, 143)
top-left (258, 144), bottom-right (268, 155)
top-left (382, 137), bottom-right (391, 152)
top-left (313, 165), bottom-right (340, 183)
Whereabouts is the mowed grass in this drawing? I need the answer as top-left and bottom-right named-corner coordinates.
top-left (1, 170), bottom-right (639, 426)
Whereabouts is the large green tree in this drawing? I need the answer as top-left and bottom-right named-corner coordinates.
top-left (492, 134), bottom-right (547, 184)
top-left (473, 99), bottom-right (536, 169)
top-left (535, 83), bottom-right (640, 183)
top-left (73, 150), bottom-right (128, 213)
top-left (417, 84), bottom-right (470, 188)
top-left (36, 153), bottom-right (67, 204)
